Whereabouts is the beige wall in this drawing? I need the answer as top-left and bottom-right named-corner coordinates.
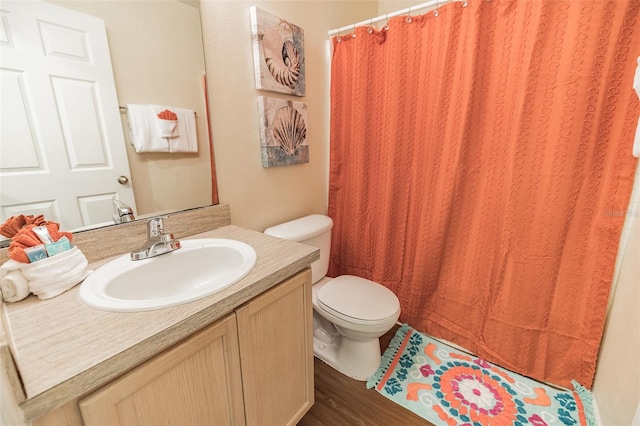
top-left (200, 0), bottom-right (377, 231)
top-left (593, 161), bottom-right (640, 425)
top-left (377, 0), bottom-right (458, 18)
top-left (53, 0), bottom-right (212, 217)
top-left (378, 0), bottom-right (429, 16)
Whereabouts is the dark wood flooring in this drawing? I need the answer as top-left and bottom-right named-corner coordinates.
top-left (298, 326), bottom-right (433, 426)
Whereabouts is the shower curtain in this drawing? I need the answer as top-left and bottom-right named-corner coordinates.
top-left (328, 0), bottom-right (639, 388)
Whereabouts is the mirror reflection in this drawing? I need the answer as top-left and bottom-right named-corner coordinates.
top-left (0, 0), bottom-right (217, 245)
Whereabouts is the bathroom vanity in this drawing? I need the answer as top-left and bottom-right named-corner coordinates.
top-left (0, 205), bottom-right (319, 425)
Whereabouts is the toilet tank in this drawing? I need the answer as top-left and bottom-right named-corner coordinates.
top-left (264, 214), bottom-right (333, 284)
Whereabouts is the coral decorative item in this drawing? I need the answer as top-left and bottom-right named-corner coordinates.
top-left (157, 109), bottom-right (177, 121)
top-left (156, 109), bottom-right (178, 138)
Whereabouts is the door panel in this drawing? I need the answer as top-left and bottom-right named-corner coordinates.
top-left (0, 1), bottom-right (136, 230)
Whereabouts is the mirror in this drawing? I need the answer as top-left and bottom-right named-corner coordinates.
top-left (0, 0), bottom-right (217, 246)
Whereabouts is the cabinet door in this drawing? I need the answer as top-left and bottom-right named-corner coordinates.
top-left (79, 314), bottom-right (245, 426)
top-left (236, 269), bottom-right (314, 426)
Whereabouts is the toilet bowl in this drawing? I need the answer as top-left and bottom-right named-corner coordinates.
top-left (264, 215), bottom-right (401, 380)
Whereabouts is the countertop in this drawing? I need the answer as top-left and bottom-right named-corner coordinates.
top-left (2, 225), bottom-right (319, 421)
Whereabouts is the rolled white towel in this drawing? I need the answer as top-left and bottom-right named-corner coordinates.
top-left (22, 246), bottom-right (90, 300)
top-left (0, 272), bottom-right (30, 303)
top-left (0, 259), bottom-right (30, 303)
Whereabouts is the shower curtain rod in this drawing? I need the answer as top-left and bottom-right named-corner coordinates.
top-left (328, 0), bottom-right (464, 36)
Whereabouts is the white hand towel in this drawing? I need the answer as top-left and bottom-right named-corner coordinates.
top-left (168, 107), bottom-right (198, 153)
top-left (633, 56), bottom-right (640, 158)
top-left (126, 104), bottom-right (170, 153)
top-left (156, 118), bottom-right (179, 138)
top-left (22, 246), bottom-right (90, 300)
top-left (0, 260), bottom-right (30, 303)
top-left (127, 104), bottom-right (198, 153)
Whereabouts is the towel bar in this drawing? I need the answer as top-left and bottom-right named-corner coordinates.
top-left (119, 106), bottom-right (197, 116)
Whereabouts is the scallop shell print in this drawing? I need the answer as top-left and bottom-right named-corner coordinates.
top-left (265, 39), bottom-right (300, 89)
top-left (272, 105), bottom-right (307, 156)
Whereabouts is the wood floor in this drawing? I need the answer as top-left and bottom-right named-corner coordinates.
top-left (298, 326), bottom-right (433, 426)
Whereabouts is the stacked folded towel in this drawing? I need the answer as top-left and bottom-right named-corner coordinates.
top-left (0, 215), bottom-right (91, 302)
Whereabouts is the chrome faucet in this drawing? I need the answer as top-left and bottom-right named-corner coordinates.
top-left (113, 198), bottom-right (136, 224)
top-left (131, 217), bottom-right (181, 261)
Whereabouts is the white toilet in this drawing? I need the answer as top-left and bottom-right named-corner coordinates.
top-left (265, 214), bottom-right (400, 380)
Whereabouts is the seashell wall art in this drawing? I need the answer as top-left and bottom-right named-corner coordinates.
top-left (258, 96), bottom-right (308, 167)
top-left (250, 6), bottom-right (305, 97)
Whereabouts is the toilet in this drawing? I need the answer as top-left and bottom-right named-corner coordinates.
top-left (265, 214), bottom-right (400, 380)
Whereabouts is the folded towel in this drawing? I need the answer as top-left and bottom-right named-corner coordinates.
top-left (156, 118), bottom-right (178, 138)
top-left (156, 109), bottom-right (179, 138)
top-left (168, 107), bottom-right (198, 153)
top-left (127, 104), bottom-right (198, 153)
top-left (633, 56), bottom-right (640, 158)
top-left (21, 246), bottom-right (90, 299)
top-left (127, 104), bottom-right (170, 152)
top-left (0, 260), bottom-right (30, 303)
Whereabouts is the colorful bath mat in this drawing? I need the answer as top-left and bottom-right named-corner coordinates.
top-left (367, 324), bottom-right (595, 426)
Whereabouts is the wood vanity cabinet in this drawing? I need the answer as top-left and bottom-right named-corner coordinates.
top-left (79, 313), bottom-right (245, 425)
top-left (33, 269), bottom-right (313, 426)
top-left (236, 268), bottom-right (314, 426)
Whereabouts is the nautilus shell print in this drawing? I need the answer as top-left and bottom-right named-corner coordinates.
top-left (265, 39), bottom-right (301, 89)
top-left (250, 7), bottom-right (305, 97)
top-left (258, 96), bottom-right (309, 168)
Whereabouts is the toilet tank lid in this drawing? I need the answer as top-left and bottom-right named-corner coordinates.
top-left (264, 214), bottom-right (333, 242)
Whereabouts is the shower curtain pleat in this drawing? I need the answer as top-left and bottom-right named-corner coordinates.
top-left (328, 0), bottom-right (639, 389)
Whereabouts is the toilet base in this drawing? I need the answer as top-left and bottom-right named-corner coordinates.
top-left (313, 335), bottom-right (382, 381)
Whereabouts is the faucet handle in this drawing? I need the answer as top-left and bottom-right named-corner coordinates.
top-left (147, 216), bottom-right (168, 237)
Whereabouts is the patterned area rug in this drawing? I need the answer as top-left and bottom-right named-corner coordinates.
top-left (367, 324), bottom-right (595, 426)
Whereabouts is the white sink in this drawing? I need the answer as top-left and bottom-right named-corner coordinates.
top-left (79, 239), bottom-right (257, 312)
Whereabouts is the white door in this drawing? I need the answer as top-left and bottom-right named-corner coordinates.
top-left (0, 1), bottom-right (136, 232)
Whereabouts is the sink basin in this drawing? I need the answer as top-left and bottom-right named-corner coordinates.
top-left (79, 238), bottom-right (257, 312)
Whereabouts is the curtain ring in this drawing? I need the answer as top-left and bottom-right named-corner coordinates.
top-left (406, 6), bottom-right (413, 23)
top-left (352, 23), bottom-right (357, 38)
top-left (383, 12), bottom-right (390, 31)
top-left (367, 18), bottom-right (374, 34)
top-left (434, 0), bottom-right (440, 16)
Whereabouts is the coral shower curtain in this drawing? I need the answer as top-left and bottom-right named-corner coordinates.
top-left (328, 0), bottom-right (639, 388)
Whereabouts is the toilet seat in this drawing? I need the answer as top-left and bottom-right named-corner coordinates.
top-left (317, 275), bottom-right (400, 326)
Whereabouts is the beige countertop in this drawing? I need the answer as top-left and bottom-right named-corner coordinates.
top-left (2, 224), bottom-right (319, 421)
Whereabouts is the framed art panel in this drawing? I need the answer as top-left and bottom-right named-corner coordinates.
top-left (250, 7), bottom-right (305, 97)
top-left (257, 96), bottom-right (308, 167)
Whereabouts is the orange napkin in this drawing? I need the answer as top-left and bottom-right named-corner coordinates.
top-left (8, 222), bottom-right (74, 263)
top-left (0, 215), bottom-right (46, 239)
